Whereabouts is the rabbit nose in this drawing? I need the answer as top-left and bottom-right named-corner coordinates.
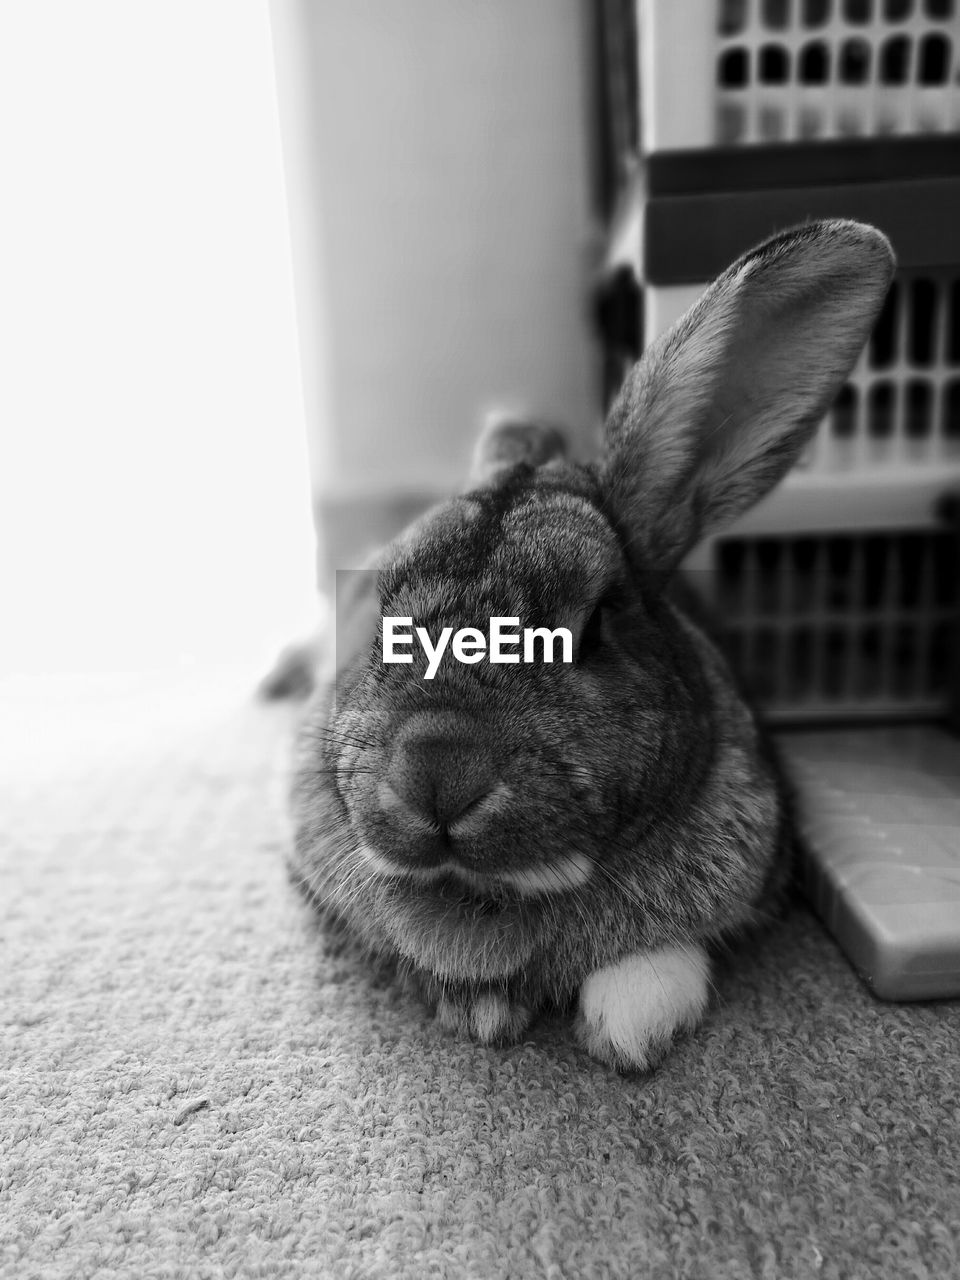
top-left (384, 716), bottom-right (496, 828)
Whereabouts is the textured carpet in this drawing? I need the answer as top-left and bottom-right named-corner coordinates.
top-left (2, 671), bottom-right (959, 1280)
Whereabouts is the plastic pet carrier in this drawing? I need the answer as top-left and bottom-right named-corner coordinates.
top-left (604, 0), bottom-right (960, 1002)
top-left (640, 0), bottom-right (960, 152)
top-left (643, 184), bottom-right (960, 722)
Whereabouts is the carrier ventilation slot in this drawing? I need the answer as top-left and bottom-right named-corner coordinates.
top-left (714, 527), bottom-right (960, 720)
top-left (715, 0), bottom-right (960, 144)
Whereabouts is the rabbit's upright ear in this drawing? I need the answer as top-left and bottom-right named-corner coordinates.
top-left (469, 411), bottom-right (567, 486)
top-left (600, 220), bottom-right (895, 570)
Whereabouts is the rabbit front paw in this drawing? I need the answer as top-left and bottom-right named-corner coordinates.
top-left (575, 944), bottom-right (710, 1073)
top-left (434, 989), bottom-right (533, 1046)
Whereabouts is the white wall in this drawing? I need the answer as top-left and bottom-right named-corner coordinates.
top-left (270, 0), bottom-right (601, 503)
top-left (0, 0), bottom-right (315, 674)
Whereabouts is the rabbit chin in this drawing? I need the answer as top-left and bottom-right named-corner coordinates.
top-left (359, 844), bottom-right (594, 899)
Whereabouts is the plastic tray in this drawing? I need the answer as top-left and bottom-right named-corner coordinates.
top-left (778, 723), bottom-right (960, 999)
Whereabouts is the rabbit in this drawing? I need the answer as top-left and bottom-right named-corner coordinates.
top-left (289, 220), bottom-right (895, 1072)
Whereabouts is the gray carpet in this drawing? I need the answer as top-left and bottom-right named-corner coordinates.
top-left (3, 671), bottom-right (959, 1279)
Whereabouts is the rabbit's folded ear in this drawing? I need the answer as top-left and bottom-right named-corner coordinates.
top-left (600, 219), bottom-right (895, 570)
top-left (469, 411), bottom-right (568, 485)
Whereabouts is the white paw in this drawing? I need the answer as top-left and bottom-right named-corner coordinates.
top-left (435, 990), bottom-right (533, 1045)
top-left (575, 944), bottom-right (711, 1073)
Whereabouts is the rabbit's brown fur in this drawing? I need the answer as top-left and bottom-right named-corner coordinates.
top-left (290, 221), bottom-right (895, 1071)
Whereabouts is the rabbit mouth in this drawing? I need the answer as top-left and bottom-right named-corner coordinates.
top-left (360, 844), bottom-right (594, 900)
